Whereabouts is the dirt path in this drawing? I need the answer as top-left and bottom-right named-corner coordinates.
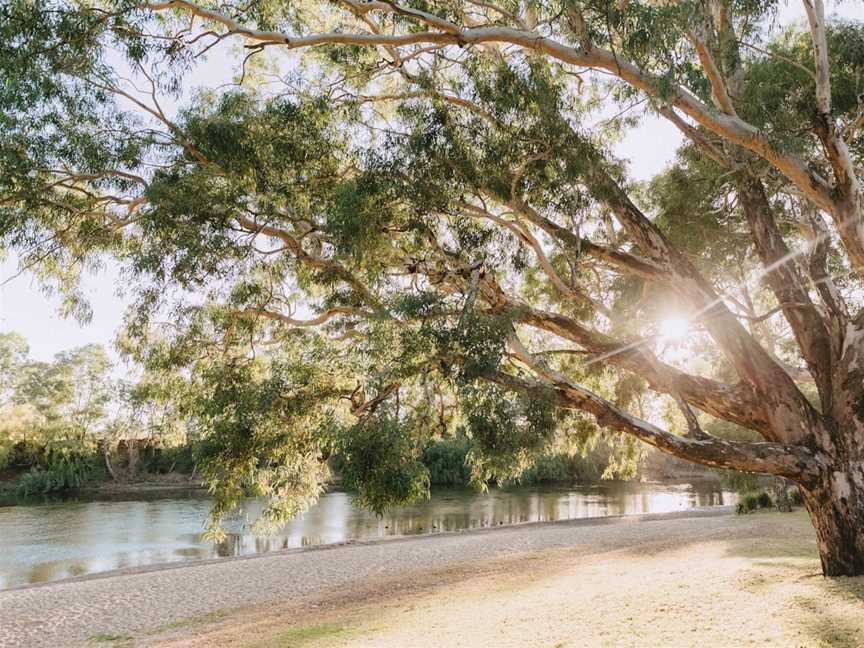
top-left (2, 509), bottom-right (862, 648)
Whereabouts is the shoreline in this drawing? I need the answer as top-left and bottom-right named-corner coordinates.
top-left (0, 473), bottom-right (724, 503)
top-left (2, 504), bottom-right (733, 593)
top-left (4, 508), bottom-right (856, 648)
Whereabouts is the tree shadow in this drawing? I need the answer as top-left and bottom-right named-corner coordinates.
top-left (800, 607), bottom-right (864, 648)
top-left (720, 515), bottom-right (864, 648)
top-left (724, 523), bottom-right (864, 600)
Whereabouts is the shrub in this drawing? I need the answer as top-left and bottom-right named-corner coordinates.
top-left (735, 489), bottom-right (774, 515)
top-left (716, 469), bottom-right (761, 493)
top-left (15, 446), bottom-right (101, 496)
top-left (517, 452), bottom-right (603, 485)
top-left (140, 444), bottom-right (197, 474)
top-left (787, 485), bottom-right (804, 506)
top-left (0, 442), bottom-right (12, 472)
top-left (736, 493), bottom-right (758, 515)
top-left (418, 441), bottom-right (608, 488)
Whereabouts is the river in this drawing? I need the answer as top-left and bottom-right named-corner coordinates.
top-left (0, 481), bottom-right (735, 589)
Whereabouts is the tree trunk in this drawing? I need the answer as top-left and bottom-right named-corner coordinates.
top-left (127, 441), bottom-right (139, 478)
top-left (100, 440), bottom-right (116, 482)
top-left (802, 466), bottom-right (864, 576)
top-left (774, 477), bottom-right (792, 513)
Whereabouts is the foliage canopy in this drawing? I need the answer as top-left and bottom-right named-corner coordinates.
top-left (3, 0), bottom-right (864, 574)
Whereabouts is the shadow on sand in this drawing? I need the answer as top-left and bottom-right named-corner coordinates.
top-left (721, 511), bottom-right (864, 648)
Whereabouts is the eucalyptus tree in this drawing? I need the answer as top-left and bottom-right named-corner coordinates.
top-left (0, 333), bottom-right (28, 404)
top-left (3, 0), bottom-right (864, 574)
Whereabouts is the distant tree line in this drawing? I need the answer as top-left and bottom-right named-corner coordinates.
top-left (0, 331), bottom-right (194, 494)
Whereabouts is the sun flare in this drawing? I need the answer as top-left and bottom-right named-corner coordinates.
top-left (659, 316), bottom-right (690, 341)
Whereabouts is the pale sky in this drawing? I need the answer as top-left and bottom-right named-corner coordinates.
top-left (1, 1), bottom-right (861, 362)
top-left (1, 40), bottom-right (237, 362)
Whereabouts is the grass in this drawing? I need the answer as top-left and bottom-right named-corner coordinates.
top-left (262, 622), bottom-right (347, 648)
top-left (88, 632), bottom-right (133, 643)
top-left (152, 609), bottom-right (230, 634)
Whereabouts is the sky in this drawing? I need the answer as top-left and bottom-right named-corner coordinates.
top-left (1, 1), bottom-right (861, 363)
top-left (1, 40), bottom-right (237, 362)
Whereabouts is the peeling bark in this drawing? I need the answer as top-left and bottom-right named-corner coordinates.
top-left (802, 462), bottom-right (864, 576)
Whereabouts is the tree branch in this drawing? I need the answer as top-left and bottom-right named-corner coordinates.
top-left (687, 27), bottom-right (738, 117)
top-left (488, 370), bottom-right (821, 482)
top-left (506, 198), bottom-right (667, 279)
top-left (576, 162), bottom-right (822, 442)
top-left (460, 202), bottom-right (612, 318)
top-left (143, 0), bottom-right (838, 216)
top-left (233, 214), bottom-right (382, 308)
top-left (513, 304), bottom-right (773, 435)
top-left (238, 306), bottom-right (371, 327)
top-left (735, 174), bottom-right (833, 397)
top-left (803, 0), bottom-right (864, 276)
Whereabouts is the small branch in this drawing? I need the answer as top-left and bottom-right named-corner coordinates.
top-left (673, 394), bottom-right (710, 440)
top-left (737, 40), bottom-right (816, 81)
top-left (237, 306), bottom-right (371, 327)
top-left (687, 28), bottom-right (738, 117)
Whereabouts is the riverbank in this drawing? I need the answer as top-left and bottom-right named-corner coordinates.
top-left (0, 470), bottom-right (203, 498)
top-left (3, 509), bottom-right (861, 648)
top-left (0, 437), bottom-right (717, 502)
top-left (0, 473), bottom-right (723, 505)
top-left (0, 482), bottom-right (734, 589)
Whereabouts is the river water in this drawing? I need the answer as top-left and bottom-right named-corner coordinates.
top-left (0, 481), bottom-right (734, 589)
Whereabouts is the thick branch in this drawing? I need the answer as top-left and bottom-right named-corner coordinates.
top-left (802, 209), bottom-right (848, 318)
top-left (489, 370), bottom-right (821, 482)
top-left (803, 0), bottom-right (832, 116)
top-left (515, 304), bottom-right (773, 435)
top-left (804, 0), bottom-right (864, 275)
top-left (735, 175), bottom-right (833, 397)
top-left (687, 28), bottom-right (738, 117)
top-left (579, 163), bottom-right (822, 442)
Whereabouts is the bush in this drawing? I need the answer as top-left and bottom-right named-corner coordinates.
top-left (736, 493), bottom-right (758, 514)
top-left (0, 442), bottom-right (12, 472)
top-left (419, 441), bottom-right (607, 488)
top-left (787, 485), bottom-right (804, 506)
top-left (422, 438), bottom-right (472, 486)
top-left (517, 452), bottom-right (603, 485)
top-left (16, 447), bottom-right (102, 496)
top-left (716, 469), bottom-right (762, 493)
top-left (140, 444), bottom-right (197, 474)
top-left (736, 489), bottom-right (774, 515)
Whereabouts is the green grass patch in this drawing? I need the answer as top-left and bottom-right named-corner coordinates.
top-left (270, 622), bottom-right (348, 647)
top-left (153, 609), bottom-right (229, 633)
top-left (89, 633), bottom-right (133, 643)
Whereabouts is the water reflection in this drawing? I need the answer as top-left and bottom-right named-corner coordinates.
top-left (0, 482), bottom-right (734, 589)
